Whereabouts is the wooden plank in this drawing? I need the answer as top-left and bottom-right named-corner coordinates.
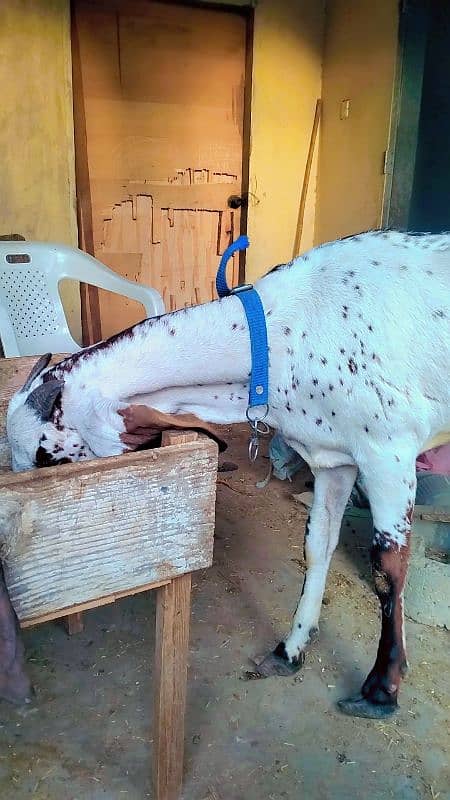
top-left (0, 440), bottom-right (217, 621)
top-left (19, 577), bottom-right (170, 629)
top-left (153, 573), bottom-right (191, 800)
top-left (417, 509), bottom-right (450, 524)
top-left (161, 430), bottom-right (198, 447)
top-left (62, 612), bottom-right (84, 635)
top-left (71, 5), bottom-right (102, 345)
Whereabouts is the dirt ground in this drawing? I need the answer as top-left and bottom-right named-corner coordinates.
top-left (0, 425), bottom-right (448, 800)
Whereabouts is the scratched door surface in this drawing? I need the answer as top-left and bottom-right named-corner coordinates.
top-left (73, 0), bottom-right (247, 339)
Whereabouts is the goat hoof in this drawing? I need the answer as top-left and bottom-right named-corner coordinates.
top-left (244, 643), bottom-right (305, 679)
top-left (337, 694), bottom-right (398, 719)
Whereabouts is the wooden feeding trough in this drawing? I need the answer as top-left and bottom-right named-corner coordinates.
top-left (0, 356), bottom-right (218, 800)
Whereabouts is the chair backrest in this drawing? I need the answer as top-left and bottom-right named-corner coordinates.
top-left (0, 242), bottom-right (165, 357)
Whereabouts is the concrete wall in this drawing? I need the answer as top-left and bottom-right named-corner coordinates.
top-left (0, 1), bottom-right (80, 339)
top-left (315, 0), bottom-right (399, 244)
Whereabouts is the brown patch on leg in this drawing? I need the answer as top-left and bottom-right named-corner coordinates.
top-left (0, 564), bottom-right (33, 704)
top-left (361, 532), bottom-right (411, 707)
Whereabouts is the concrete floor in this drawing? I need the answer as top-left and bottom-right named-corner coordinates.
top-left (0, 426), bottom-right (448, 800)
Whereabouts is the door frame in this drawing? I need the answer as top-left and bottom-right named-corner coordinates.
top-left (70, 0), bottom-right (254, 344)
top-left (382, 0), bottom-right (431, 230)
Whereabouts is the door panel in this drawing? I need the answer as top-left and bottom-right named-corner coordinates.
top-left (73, 0), bottom-right (246, 338)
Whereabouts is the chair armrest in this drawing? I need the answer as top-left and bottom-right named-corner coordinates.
top-left (59, 249), bottom-right (166, 318)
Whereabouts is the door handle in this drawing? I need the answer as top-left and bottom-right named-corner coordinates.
top-left (227, 194), bottom-right (248, 209)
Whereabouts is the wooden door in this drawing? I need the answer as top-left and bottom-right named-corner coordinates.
top-left (72, 0), bottom-right (247, 340)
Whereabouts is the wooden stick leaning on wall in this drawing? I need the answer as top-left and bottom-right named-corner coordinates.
top-left (71, 6), bottom-right (102, 347)
top-left (292, 99), bottom-right (322, 260)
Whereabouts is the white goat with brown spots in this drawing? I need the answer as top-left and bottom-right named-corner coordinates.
top-left (7, 230), bottom-right (450, 717)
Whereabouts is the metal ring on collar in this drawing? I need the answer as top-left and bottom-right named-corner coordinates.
top-left (246, 405), bottom-right (270, 434)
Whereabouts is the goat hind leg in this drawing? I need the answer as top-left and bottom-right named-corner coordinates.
top-left (338, 462), bottom-right (415, 719)
top-left (250, 464), bottom-right (357, 678)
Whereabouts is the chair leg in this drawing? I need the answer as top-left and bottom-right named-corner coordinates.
top-left (153, 574), bottom-right (192, 800)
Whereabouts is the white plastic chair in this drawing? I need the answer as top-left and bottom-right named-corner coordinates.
top-left (0, 242), bottom-right (165, 357)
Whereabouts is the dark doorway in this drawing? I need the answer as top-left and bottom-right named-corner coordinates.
top-left (386, 0), bottom-right (450, 231)
top-left (409, 0), bottom-right (450, 231)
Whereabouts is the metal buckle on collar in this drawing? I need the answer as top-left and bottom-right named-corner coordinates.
top-left (246, 404), bottom-right (270, 463)
top-left (230, 283), bottom-right (254, 295)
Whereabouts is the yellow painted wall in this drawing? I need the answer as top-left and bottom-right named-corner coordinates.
top-left (2, 0), bottom-right (398, 338)
top-left (207, 0), bottom-right (325, 276)
top-left (1, 0), bottom-right (325, 340)
top-left (315, 0), bottom-right (399, 244)
top-left (246, 0), bottom-right (325, 279)
top-left (0, 0), bottom-right (80, 341)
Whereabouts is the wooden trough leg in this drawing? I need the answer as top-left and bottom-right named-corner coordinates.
top-left (62, 612), bottom-right (84, 635)
top-left (153, 573), bottom-right (192, 800)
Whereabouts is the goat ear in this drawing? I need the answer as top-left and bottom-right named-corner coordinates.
top-left (21, 353), bottom-right (52, 392)
top-left (25, 379), bottom-right (64, 421)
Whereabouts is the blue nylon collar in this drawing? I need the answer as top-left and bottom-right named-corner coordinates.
top-left (216, 235), bottom-right (269, 410)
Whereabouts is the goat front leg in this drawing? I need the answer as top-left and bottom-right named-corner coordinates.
top-left (250, 464), bottom-right (357, 678)
top-left (338, 460), bottom-right (415, 719)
